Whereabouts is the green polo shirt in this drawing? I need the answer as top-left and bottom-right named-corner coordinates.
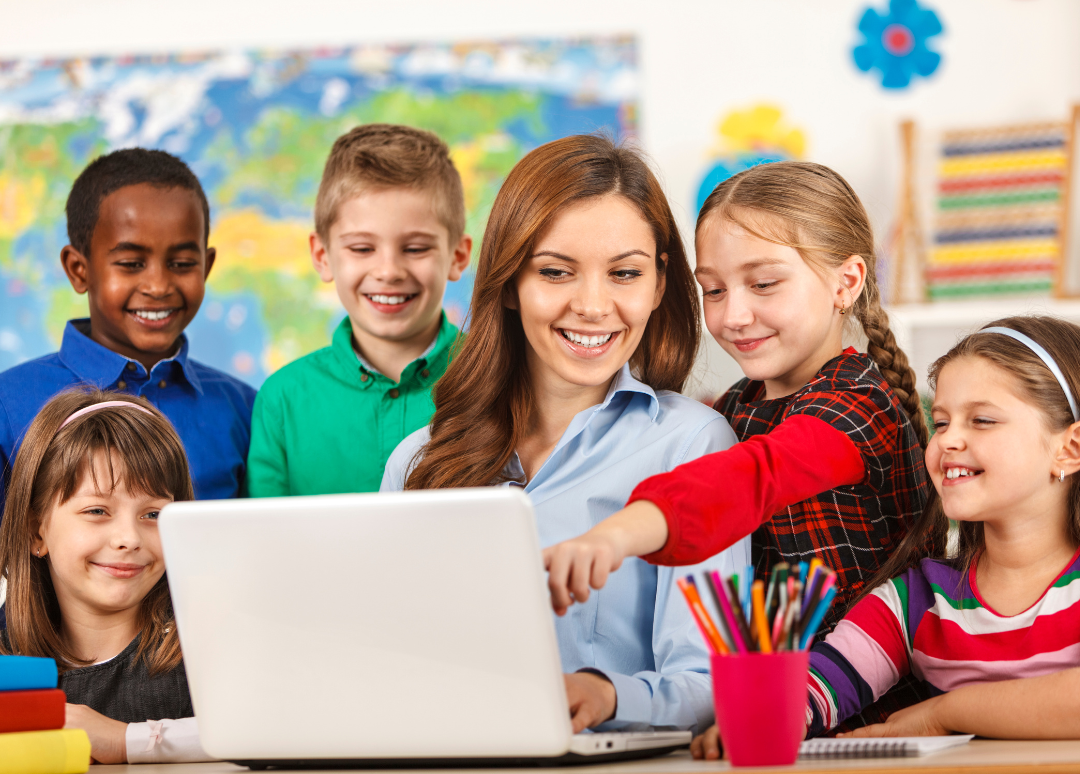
top-left (247, 314), bottom-right (460, 496)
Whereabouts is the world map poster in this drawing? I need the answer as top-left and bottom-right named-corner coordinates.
top-left (0, 38), bottom-right (638, 385)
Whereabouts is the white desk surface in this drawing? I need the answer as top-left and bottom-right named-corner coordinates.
top-left (97, 740), bottom-right (1080, 774)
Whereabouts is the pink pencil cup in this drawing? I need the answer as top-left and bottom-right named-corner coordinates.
top-left (711, 651), bottom-right (810, 767)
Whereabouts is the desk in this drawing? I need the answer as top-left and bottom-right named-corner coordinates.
top-left (96, 741), bottom-right (1080, 774)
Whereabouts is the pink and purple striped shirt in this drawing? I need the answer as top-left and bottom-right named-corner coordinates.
top-left (807, 547), bottom-right (1080, 736)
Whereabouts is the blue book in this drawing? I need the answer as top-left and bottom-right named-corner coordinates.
top-left (0, 656), bottom-right (58, 691)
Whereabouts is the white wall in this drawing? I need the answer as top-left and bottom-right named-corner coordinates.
top-left (4, 0), bottom-right (1080, 396)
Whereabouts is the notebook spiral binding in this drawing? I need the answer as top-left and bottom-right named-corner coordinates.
top-left (801, 739), bottom-right (914, 759)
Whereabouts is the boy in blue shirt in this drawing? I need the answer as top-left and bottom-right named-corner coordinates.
top-left (0, 149), bottom-right (256, 511)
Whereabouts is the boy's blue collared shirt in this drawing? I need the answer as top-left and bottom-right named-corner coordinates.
top-left (382, 364), bottom-right (752, 733)
top-left (0, 319), bottom-right (257, 512)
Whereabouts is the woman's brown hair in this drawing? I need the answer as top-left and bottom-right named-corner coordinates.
top-left (0, 389), bottom-right (193, 674)
top-left (406, 134), bottom-right (699, 490)
top-left (859, 315), bottom-right (1080, 593)
top-left (698, 160), bottom-right (929, 448)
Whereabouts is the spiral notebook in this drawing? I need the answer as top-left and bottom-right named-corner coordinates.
top-left (799, 735), bottom-right (974, 758)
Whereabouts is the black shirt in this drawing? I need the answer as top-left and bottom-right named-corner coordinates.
top-left (58, 634), bottom-right (193, 723)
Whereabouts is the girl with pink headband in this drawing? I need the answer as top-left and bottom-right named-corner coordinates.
top-left (0, 389), bottom-right (212, 763)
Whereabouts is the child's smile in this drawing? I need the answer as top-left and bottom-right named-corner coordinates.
top-left (942, 463), bottom-right (983, 483)
top-left (92, 561), bottom-right (151, 579)
top-left (364, 293), bottom-right (418, 313)
top-left (128, 307), bottom-right (182, 327)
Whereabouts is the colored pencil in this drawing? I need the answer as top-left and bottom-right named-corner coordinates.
top-left (677, 577), bottom-right (728, 654)
top-left (801, 567), bottom-right (825, 618)
top-left (798, 573), bottom-right (836, 641)
top-left (688, 579), bottom-right (731, 655)
top-left (741, 565), bottom-right (754, 621)
top-left (763, 562), bottom-right (785, 624)
top-left (799, 586), bottom-right (838, 650)
top-left (751, 580), bottom-right (772, 654)
top-left (702, 573), bottom-right (735, 651)
top-left (726, 575), bottom-right (756, 649)
top-left (709, 570), bottom-right (747, 654)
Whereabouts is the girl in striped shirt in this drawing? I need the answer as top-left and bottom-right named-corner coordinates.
top-left (697, 315), bottom-right (1080, 755)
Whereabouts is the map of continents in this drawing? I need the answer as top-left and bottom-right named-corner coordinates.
top-left (0, 39), bottom-right (637, 385)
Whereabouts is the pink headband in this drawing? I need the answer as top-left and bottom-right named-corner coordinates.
top-left (60, 401), bottom-right (155, 430)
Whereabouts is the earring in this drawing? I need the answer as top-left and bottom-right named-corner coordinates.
top-left (1060, 470), bottom-right (1067, 483)
top-left (839, 301), bottom-right (847, 316)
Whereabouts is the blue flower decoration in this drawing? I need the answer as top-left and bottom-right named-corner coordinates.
top-left (853, 0), bottom-right (943, 89)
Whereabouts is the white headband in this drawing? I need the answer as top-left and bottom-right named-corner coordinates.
top-left (59, 400), bottom-right (155, 430)
top-left (981, 327), bottom-right (1080, 422)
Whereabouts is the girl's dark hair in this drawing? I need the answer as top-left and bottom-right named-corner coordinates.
top-left (858, 315), bottom-right (1080, 594)
top-left (405, 134), bottom-right (699, 490)
top-left (697, 161), bottom-right (929, 448)
top-left (0, 389), bottom-right (193, 674)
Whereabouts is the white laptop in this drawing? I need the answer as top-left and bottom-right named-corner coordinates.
top-left (159, 488), bottom-right (691, 768)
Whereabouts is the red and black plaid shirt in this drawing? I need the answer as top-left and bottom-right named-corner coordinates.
top-left (715, 349), bottom-right (929, 628)
top-left (720, 349), bottom-right (932, 728)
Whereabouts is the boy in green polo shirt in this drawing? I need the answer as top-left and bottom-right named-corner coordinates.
top-left (247, 124), bottom-right (471, 495)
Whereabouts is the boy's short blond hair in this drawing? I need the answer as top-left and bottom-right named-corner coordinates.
top-left (315, 124), bottom-right (465, 244)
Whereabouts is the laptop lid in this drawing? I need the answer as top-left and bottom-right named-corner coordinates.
top-left (159, 488), bottom-right (572, 760)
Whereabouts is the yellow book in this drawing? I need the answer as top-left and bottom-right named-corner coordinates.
top-left (0, 729), bottom-right (91, 774)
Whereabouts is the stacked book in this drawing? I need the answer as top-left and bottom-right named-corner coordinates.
top-left (0, 655), bottom-right (90, 774)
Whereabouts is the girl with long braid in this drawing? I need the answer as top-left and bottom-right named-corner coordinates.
top-left (544, 161), bottom-right (933, 727)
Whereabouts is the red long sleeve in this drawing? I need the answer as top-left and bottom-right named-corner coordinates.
top-left (633, 414), bottom-right (864, 566)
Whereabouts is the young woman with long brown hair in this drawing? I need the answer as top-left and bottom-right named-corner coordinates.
top-left (381, 134), bottom-right (750, 735)
top-left (0, 389), bottom-right (211, 763)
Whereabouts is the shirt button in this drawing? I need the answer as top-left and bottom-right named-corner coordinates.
top-left (126, 362), bottom-right (136, 371)
top-left (158, 380), bottom-right (167, 388)
top-left (117, 380), bottom-right (127, 390)
top-left (389, 388), bottom-right (400, 399)
top-left (360, 373), bottom-right (369, 383)
top-left (420, 369), bottom-right (430, 379)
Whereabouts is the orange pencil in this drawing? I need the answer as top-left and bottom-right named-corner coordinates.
top-left (751, 581), bottom-right (772, 654)
top-left (687, 581), bottom-right (731, 655)
top-left (677, 578), bottom-right (729, 655)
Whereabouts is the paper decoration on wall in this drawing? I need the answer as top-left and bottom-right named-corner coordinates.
top-left (694, 104), bottom-right (805, 214)
top-left (0, 38), bottom-right (637, 384)
top-left (853, 0), bottom-right (943, 89)
top-left (890, 108), bottom-right (1078, 302)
